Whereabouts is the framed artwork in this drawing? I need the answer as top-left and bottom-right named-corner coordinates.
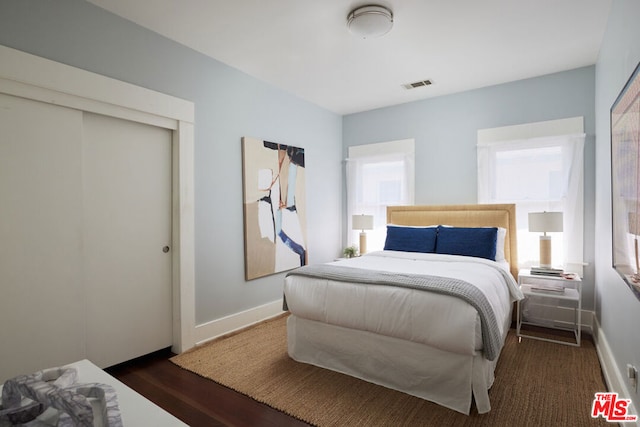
top-left (241, 137), bottom-right (307, 280)
top-left (611, 60), bottom-right (640, 300)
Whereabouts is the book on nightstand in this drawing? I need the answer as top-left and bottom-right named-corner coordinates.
top-left (530, 266), bottom-right (564, 277)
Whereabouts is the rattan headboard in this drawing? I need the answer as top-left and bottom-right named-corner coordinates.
top-left (386, 204), bottom-right (518, 279)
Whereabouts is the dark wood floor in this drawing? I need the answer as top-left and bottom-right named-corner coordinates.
top-left (105, 348), bottom-right (311, 427)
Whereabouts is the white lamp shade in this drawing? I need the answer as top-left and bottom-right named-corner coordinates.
top-left (352, 214), bottom-right (374, 231)
top-left (528, 212), bottom-right (563, 233)
top-left (347, 5), bottom-right (393, 39)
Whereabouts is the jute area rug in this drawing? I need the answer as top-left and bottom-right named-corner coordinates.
top-left (171, 314), bottom-right (608, 426)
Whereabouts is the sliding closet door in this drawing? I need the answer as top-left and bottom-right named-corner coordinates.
top-left (82, 112), bottom-right (173, 368)
top-left (0, 94), bottom-right (85, 382)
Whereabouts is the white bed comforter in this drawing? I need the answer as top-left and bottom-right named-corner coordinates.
top-left (284, 251), bottom-right (523, 357)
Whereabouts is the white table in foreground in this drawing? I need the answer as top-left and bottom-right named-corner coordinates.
top-left (1, 359), bottom-right (187, 426)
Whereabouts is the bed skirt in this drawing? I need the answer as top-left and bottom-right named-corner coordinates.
top-left (286, 315), bottom-right (500, 414)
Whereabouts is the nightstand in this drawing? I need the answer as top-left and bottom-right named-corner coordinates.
top-left (516, 269), bottom-right (581, 346)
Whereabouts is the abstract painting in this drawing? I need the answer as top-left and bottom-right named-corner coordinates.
top-left (242, 137), bottom-right (307, 280)
top-left (611, 60), bottom-right (640, 300)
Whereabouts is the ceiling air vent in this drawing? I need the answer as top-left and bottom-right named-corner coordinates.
top-left (404, 79), bottom-right (432, 90)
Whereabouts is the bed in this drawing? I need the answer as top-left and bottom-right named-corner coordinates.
top-left (283, 204), bottom-right (522, 415)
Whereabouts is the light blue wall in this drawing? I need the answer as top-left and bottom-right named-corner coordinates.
top-left (343, 67), bottom-right (597, 311)
top-left (595, 0), bottom-right (640, 410)
top-left (0, 0), bottom-right (343, 325)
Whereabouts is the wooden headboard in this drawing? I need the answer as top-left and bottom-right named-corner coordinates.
top-left (386, 204), bottom-right (518, 279)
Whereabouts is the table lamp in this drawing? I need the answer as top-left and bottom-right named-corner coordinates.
top-left (528, 211), bottom-right (563, 268)
top-left (352, 214), bottom-right (374, 255)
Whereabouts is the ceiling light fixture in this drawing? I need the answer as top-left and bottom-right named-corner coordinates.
top-left (347, 5), bottom-right (394, 39)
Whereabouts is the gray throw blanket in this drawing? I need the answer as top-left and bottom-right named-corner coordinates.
top-left (285, 264), bottom-right (503, 361)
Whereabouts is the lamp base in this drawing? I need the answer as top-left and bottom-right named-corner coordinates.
top-left (539, 235), bottom-right (552, 268)
top-left (359, 232), bottom-right (367, 255)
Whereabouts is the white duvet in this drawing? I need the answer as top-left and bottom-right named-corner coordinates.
top-left (284, 251), bottom-right (523, 357)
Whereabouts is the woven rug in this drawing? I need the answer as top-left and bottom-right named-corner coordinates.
top-left (170, 314), bottom-right (609, 426)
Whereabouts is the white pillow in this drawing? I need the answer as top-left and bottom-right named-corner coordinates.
top-left (496, 227), bottom-right (507, 262)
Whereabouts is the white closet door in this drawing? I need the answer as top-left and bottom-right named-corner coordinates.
top-left (0, 94), bottom-right (85, 382)
top-left (82, 112), bottom-right (173, 368)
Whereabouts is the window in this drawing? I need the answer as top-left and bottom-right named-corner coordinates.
top-left (477, 118), bottom-right (585, 275)
top-left (346, 139), bottom-right (415, 251)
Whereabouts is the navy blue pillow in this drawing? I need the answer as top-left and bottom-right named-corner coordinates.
top-left (384, 226), bottom-right (437, 253)
top-left (435, 226), bottom-right (498, 261)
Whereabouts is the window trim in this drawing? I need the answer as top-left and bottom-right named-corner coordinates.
top-left (477, 118), bottom-right (585, 275)
top-left (346, 139), bottom-right (415, 251)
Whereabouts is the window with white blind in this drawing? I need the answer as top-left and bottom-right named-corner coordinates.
top-left (477, 118), bottom-right (585, 275)
top-left (346, 139), bottom-right (415, 252)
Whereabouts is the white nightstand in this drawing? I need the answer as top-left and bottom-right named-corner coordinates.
top-left (516, 269), bottom-right (582, 346)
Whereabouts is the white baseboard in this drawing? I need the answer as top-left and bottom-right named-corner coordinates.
top-left (593, 317), bottom-right (639, 426)
top-left (193, 299), bottom-right (285, 346)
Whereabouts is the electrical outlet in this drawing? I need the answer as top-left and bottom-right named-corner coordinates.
top-left (627, 364), bottom-right (638, 392)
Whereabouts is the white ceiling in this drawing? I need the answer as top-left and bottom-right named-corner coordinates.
top-left (86, 0), bottom-right (612, 115)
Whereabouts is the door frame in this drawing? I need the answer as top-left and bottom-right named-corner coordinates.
top-left (0, 45), bottom-right (196, 353)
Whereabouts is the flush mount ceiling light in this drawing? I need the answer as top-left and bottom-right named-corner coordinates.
top-left (347, 5), bottom-right (394, 39)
